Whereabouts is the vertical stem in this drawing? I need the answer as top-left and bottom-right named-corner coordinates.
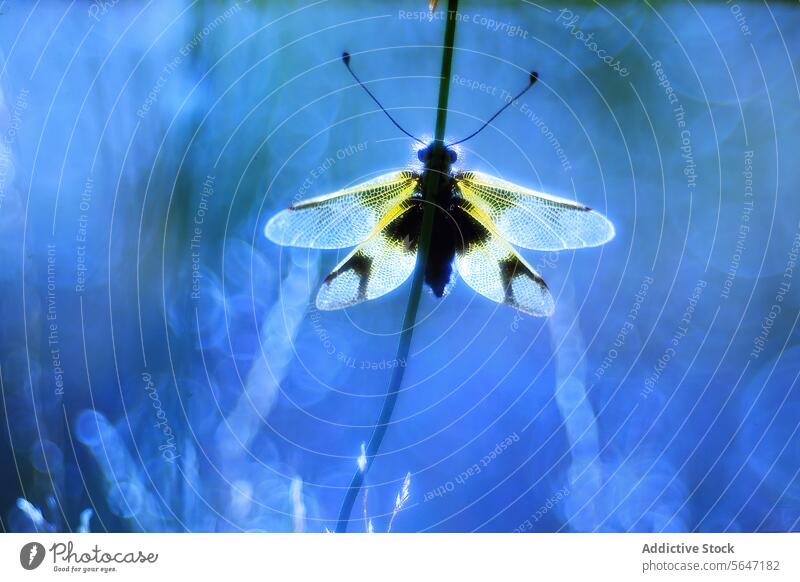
top-left (335, 0), bottom-right (460, 533)
top-left (434, 0), bottom-right (458, 144)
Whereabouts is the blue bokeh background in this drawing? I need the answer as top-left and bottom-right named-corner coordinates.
top-left (0, 0), bottom-right (798, 532)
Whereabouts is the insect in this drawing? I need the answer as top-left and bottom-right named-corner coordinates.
top-left (265, 53), bottom-right (614, 316)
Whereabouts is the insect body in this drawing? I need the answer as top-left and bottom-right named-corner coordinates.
top-left (265, 55), bottom-right (614, 316)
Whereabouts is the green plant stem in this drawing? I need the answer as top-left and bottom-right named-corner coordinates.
top-left (334, 0), bottom-right (460, 533)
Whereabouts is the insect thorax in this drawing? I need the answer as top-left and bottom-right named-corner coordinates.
top-left (419, 143), bottom-right (456, 206)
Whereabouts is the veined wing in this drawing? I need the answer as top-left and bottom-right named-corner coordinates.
top-left (455, 171), bottom-right (614, 251)
top-left (316, 199), bottom-right (422, 310)
top-left (453, 199), bottom-right (554, 316)
top-left (265, 171), bottom-right (420, 249)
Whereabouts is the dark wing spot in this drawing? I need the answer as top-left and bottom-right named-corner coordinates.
top-left (499, 256), bottom-right (548, 305)
top-left (325, 253), bottom-right (373, 302)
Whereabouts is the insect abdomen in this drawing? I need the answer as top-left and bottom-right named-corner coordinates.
top-left (425, 207), bottom-right (457, 297)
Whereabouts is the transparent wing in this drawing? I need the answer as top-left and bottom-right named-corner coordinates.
top-left (265, 171), bottom-right (420, 249)
top-left (455, 171), bottom-right (614, 251)
top-left (316, 199), bottom-right (422, 310)
top-left (453, 199), bottom-right (554, 316)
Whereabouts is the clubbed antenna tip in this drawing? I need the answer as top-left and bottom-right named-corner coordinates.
top-left (342, 51), bottom-right (351, 66)
top-left (530, 71), bottom-right (539, 85)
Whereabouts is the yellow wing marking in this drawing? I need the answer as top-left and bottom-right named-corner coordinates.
top-left (456, 171), bottom-right (614, 251)
top-left (265, 171), bottom-right (419, 249)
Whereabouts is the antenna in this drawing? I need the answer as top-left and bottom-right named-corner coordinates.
top-left (446, 71), bottom-right (538, 147)
top-left (342, 52), bottom-right (426, 145)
